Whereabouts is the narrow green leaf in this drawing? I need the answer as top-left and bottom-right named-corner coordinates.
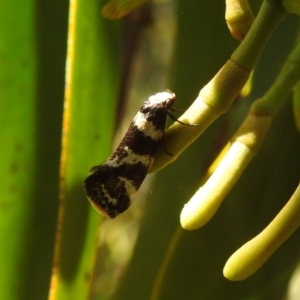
top-left (0, 1), bottom-right (68, 299)
top-left (0, 2), bottom-right (38, 298)
top-left (50, 0), bottom-right (121, 299)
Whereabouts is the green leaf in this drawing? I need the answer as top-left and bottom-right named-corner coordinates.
top-left (0, 0), bottom-right (121, 299)
top-left (0, 0), bottom-right (67, 299)
top-left (50, 0), bottom-right (121, 299)
top-left (0, 2), bottom-right (38, 298)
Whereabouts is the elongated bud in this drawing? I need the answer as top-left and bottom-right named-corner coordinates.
top-left (225, 0), bottom-right (255, 40)
top-left (224, 183), bottom-right (300, 280)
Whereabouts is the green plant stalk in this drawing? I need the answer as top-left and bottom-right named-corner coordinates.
top-left (49, 0), bottom-right (120, 299)
top-left (150, 0), bottom-right (286, 173)
top-left (181, 37), bottom-right (300, 230)
top-left (231, 0), bottom-right (286, 69)
top-left (150, 226), bottom-right (183, 300)
top-left (250, 37), bottom-right (300, 116)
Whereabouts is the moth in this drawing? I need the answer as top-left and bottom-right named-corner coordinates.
top-left (84, 91), bottom-right (191, 218)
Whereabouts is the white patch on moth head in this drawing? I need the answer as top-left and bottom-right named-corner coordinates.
top-left (148, 91), bottom-right (175, 106)
top-left (133, 111), bottom-right (164, 140)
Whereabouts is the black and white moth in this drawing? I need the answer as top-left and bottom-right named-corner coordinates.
top-left (84, 91), bottom-right (180, 218)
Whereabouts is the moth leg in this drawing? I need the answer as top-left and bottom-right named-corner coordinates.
top-left (170, 107), bottom-right (185, 112)
top-left (167, 112), bottom-right (198, 126)
top-left (163, 146), bottom-right (173, 156)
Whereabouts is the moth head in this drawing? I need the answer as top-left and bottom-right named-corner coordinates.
top-left (143, 90), bottom-right (175, 112)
